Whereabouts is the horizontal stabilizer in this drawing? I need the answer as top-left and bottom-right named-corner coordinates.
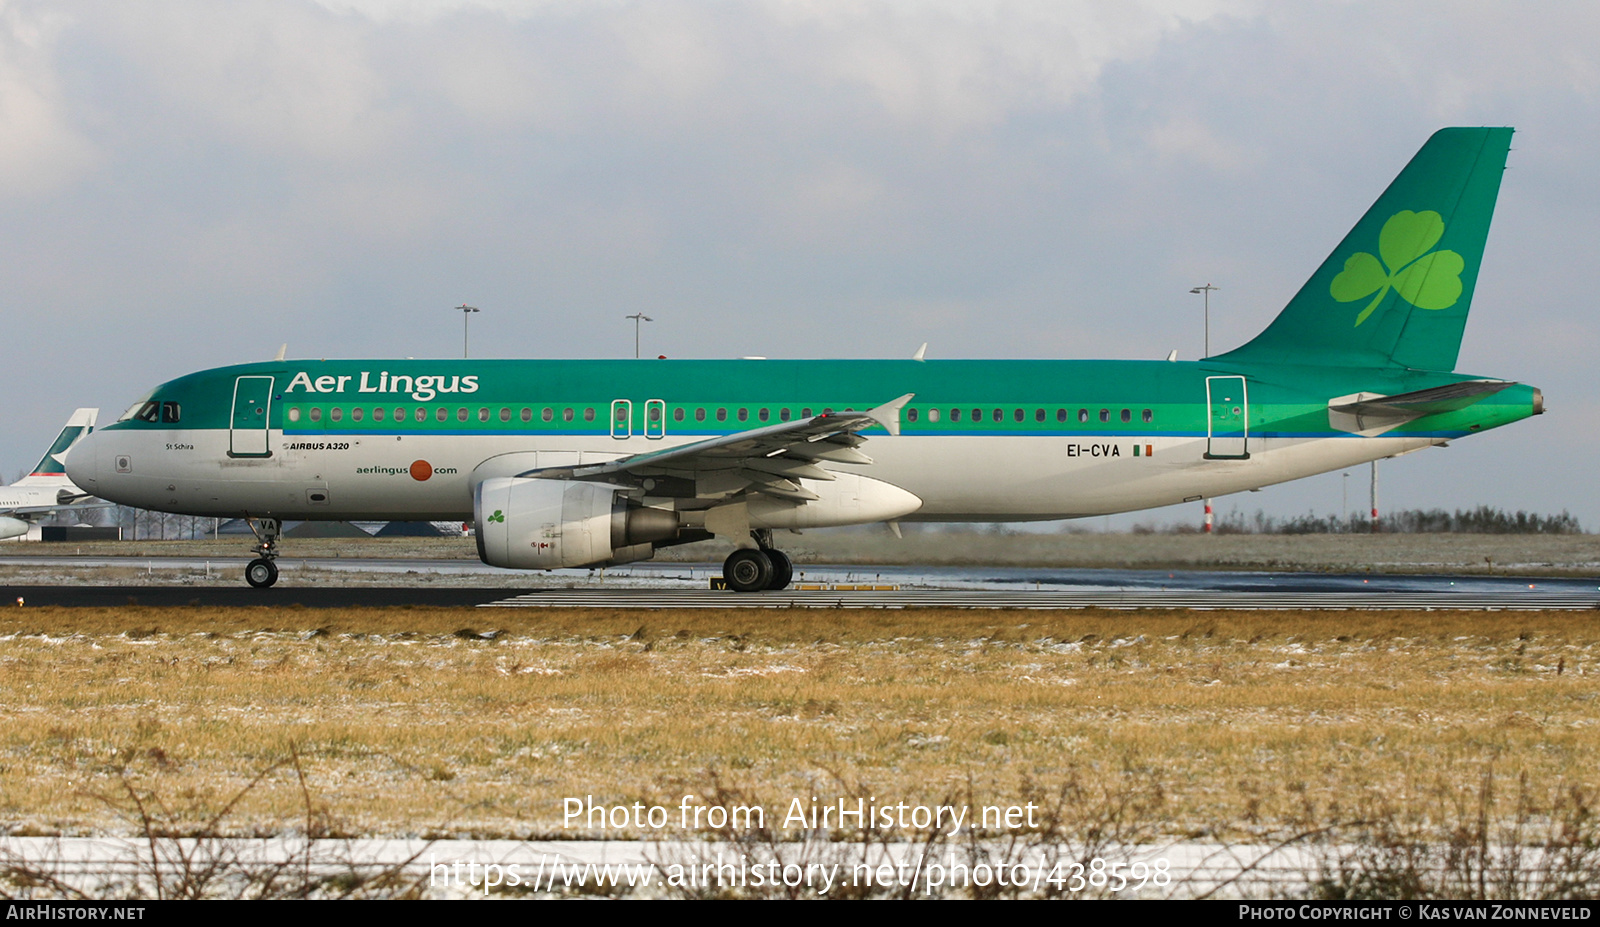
top-left (1329, 379), bottom-right (1513, 435)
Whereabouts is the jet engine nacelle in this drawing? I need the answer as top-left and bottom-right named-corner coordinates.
top-left (0, 517), bottom-right (29, 541)
top-left (473, 477), bottom-right (679, 570)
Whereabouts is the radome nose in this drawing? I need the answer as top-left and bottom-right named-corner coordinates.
top-left (63, 429), bottom-right (98, 489)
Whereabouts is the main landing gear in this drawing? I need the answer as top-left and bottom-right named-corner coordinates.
top-left (244, 517), bottom-right (282, 589)
top-left (722, 530), bottom-right (794, 593)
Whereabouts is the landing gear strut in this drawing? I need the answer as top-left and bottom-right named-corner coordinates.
top-left (244, 517), bottom-right (282, 589)
top-left (722, 530), bottom-right (794, 592)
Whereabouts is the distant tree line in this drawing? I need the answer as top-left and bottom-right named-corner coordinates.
top-left (39, 505), bottom-right (221, 540)
top-left (43, 504), bottom-right (1587, 539)
top-left (1152, 505), bottom-right (1583, 535)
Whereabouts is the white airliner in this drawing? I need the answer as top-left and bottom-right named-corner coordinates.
top-left (0, 409), bottom-right (104, 540)
top-left (63, 128), bottom-right (1543, 589)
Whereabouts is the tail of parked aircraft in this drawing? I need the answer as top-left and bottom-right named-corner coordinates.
top-left (1217, 127), bottom-right (1513, 373)
top-left (15, 408), bottom-right (98, 487)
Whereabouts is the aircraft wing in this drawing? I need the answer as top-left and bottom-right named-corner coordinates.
top-left (3, 500), bottom-right (115, 517)
top-left (519, 393), bottom-right (914, 502)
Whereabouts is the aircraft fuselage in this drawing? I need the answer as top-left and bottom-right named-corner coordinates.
top-left (67, 357), bottom-right (1540, 523)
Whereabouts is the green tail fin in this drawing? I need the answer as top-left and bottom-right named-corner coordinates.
top-left (1218, 127), bottom-right (1512, 372)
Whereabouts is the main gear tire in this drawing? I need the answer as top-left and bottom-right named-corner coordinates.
top-left (765, 549), bottom-right (793, 590)
top-left (724, 549), bottom-right (774, 593)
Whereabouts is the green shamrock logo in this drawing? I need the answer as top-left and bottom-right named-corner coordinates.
top-left (1330, 210), bottom-right (1464, 326)
top-left (488, 509), bottom-right (505, 524)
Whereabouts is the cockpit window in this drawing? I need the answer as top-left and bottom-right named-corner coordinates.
top-left (135, 402), bottom-right (160, 423)
top-left (161, 402), bottom-right (181, 423)
top-left (116, 394), bottom-right (155, 422)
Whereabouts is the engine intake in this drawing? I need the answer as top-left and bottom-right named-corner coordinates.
top-left (474, 477), bottom-right (679, 569)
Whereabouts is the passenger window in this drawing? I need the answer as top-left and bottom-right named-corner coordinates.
top-left (584, 408), bottom-right (595, 422)
top-left (372, 408), bottom-right (384, 422)
top-left (737, 408), bottom-right (748, 422)
top-left (951, 408), bottom-right (961, 422)
top-left (801, 408), bottom-right (812, 418)
top-left (436, 407), bottom-right (448, 422)
top-left (758, 408), bottom-right (768, 422)
top-left (393, 407), bottom-right (405, 421)
top-left (1014, 409), bottom-right (1024, 423)
top-left (499, 408), bottom-right (511, 422)
top-left (695, 408), bottom-right (706, 422)
top-left (673, 408), bottom-right (685, 422)
top-left (927, 408), bottom-right (940, 423)
top-left (564, 408), bottom-right (575, 422)
top-left (309, 407), bottom-right (322, 423)
top-left (971, 408), bottom-right (982, 422)
top-left (1056, 409), bottom-right (1066, 423)
top-left (478, 408), bottom-right (489, 422)
top-left (1142, 409), bottom-right (1153, 423)
top-left (906, 408), bottom-right (918, 423)
top-left (780, 408), bottom-right (791, 422)
top-left (521, 408), bottom-right (532, 423)
top-left (647, 406), bottom-right (659, 423)
top-left (1099, 409), bottom-right (1109, 423)
top-left (161, 402), bottom-right (181, 423)
top-left (542, 408), bottom-right (553, 423)
top-left (287, 408), bottom-right (301, 423)
top-left (330, 407), bottom-right (342, 423)
top-left (415, 408), bottom-right (427, 423)
top-left (1034, 409), bottom-right (1044, 423)
top-left (352, 408), bottom-right (363, 422)
top-left (1120, 408), bottom-right (1131, 423)
top-left (457, 408), bottom-right (468, 422)
top-left (716, 408), bottom-right (727, 422)
top-left (1078, 409), bottom-right (1088, 423)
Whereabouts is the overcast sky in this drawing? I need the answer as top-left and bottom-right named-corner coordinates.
top-left (2, 0), bottom-right (1595, 528)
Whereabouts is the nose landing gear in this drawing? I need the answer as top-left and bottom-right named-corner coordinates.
top-left (244, 517), bottom-right (282, 588)
top-left (245, 557), bottom-right (279, 588)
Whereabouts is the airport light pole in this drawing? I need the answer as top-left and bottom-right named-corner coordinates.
top-left (626, 313), bottom-right (653, 359)
top-left (457, 305), bottom-right (479, 358)
top-left (1190, 284), bottom-right (1218, 358)
top-left (1191, 284), bottom-right (1219, 533)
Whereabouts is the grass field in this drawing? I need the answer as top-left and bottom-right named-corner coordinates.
top-left (3, 605), bottom-right (1597, 847)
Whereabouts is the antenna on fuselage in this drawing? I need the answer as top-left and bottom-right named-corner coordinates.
top-left (273, 344), bottom-right (287, 361)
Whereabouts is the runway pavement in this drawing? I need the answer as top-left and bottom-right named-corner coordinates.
top-left (0, 560), bottom-right (1594, 609)
top-left (0, 584), bottom-right (511, 608)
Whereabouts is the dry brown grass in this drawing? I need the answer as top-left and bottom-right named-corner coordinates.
top-left (1, 606), bottom-right (1597, 842)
